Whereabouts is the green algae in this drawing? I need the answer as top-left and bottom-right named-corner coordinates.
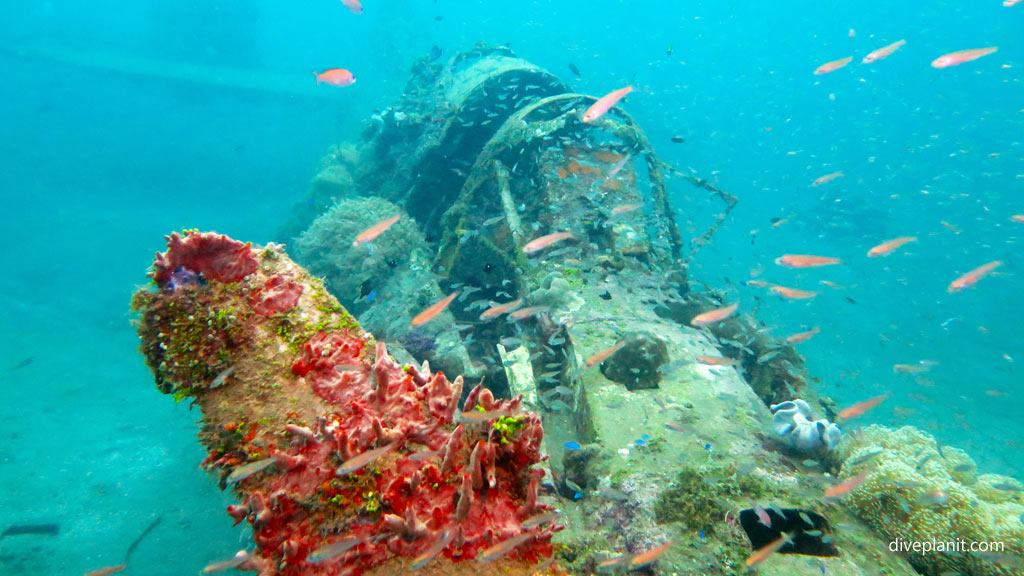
top-left (493, 415), bottom-right (525, 444)
top-left (132, 283), bottom-right (253, 395)
top-left (654, 465), bottom-right (770, 534)
top-left (654, 468), bottom-right (727, 532)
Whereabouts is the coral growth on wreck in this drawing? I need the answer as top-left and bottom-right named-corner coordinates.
top-left (132, 231), bottom-right (557, 575)
top-left (840, 425), bottom-right (1024, 576)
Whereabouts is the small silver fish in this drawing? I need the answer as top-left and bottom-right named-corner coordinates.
top-left (210, 367), bottom-right (234, 389)
top-left (456, 289), bottom-right (481, 304)
top-left (531, 555), bottom-right (556, 575)
top-left (599, 487), bottom-right (630, 501)
top-left (308, 536), bottom-right (363, 563)
top-left (225, 457), bottom-right (276, 484)
top-left (409, 450), bottom-right (441, 462)
top-left (847, 448), bottom-right (884, 467)
top-left (477, 531), bottom-right (534, 563)
top-left (202, 550), bottom-right (253, 574)
top-left (411, 529), bottom-right (452, 570)
top-left (521, 511), bottom-right (560, 529)
top-left (334, 362), bottom-right (365, 373)
top-left (552, 386), bottom-right (572, 397)
top-left (336, 443), bottom-right (396, 476)
top-left (545, 399), bottom-right (571, 412)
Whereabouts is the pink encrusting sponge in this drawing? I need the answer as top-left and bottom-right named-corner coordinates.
top-left (132, 231), bottom-right (557, 575)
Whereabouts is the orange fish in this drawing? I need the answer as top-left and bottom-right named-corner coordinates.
top-left (585, 342), bottom-right (625, 367)
top-left (353, 215), bottom-right (400, 246)
top-left (771, 286), bottom-right (818, 299)
top-left (745, 533), bottom-right (792, 568)
top-left (838, 393), bottom-right (889, 420)
top-left (696, 355), bottom-right (738, 366)
top-left (775, 254), bottom-right (841, 268)
top-left (598, 555), bottom-right (629, 569)
top-left (630, 540), bottom-right (672, 568)
top-left (411, 292), bottom-right (459, 327)
top-left (480, 299), bottom-right (523, 320)
top-left (867, 236), bottom-right (917, 257)
top-left (814, 56), bottom-right (853, 75)
top-left (1007, 0), bottom-right (1023, 6)
top-left (1011, 215), bottom-right (1024, 223)
top-left (690, 303), bottom-right (739, 327)
top-left (582, 86), bottom-right (634, 123)
top-left (948, 260), bottom-right (1003, 293)
top-left (339, 0), bottom-right (363, 14)
top-left (315, 68), bottom-right (357, 87)
top-left (611, 203), bottom-right (641, 216)
top-left (862, 40), bottom-right (906, 64)
top-left (824, 472), bottom-right (870, 502)
top-left (524, 232), bottom-right (574, 254)
top-left (811, 170), bottom-right (844, 186)
top-left (786, 327), bottom-right (820, 344)
top-left (508, 306), bottom-right (547, 321)
top-left (931, 47), bottom-right (998, 68)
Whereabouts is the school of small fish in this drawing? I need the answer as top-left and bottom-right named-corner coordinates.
top-left (99, 4), bottom-right (1018, 575)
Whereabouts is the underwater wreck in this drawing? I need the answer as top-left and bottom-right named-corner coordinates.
top-left (131, 43), bottom-right (1023, 576)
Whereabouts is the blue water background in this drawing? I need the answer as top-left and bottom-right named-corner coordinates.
top-left (0, 1), bottom-right (1020, 574)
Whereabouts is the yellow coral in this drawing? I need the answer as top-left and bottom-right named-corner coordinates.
top-left (840, 425), bottom-right (1024, 576)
